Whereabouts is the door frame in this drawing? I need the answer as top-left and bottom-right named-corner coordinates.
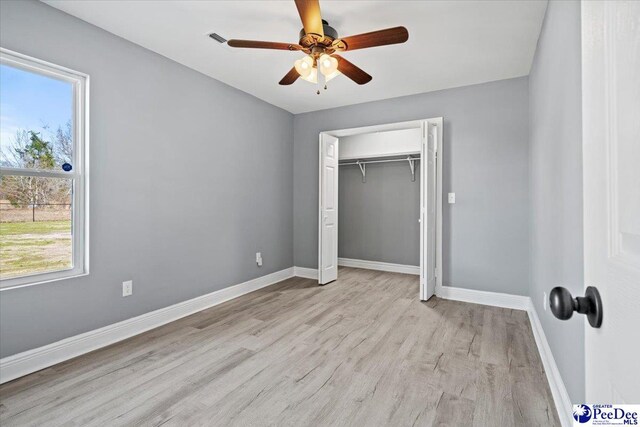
top-left (318, 118), bottom-right (443, 299)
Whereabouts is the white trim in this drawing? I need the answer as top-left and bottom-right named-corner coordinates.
top-left (322, 119), bottom-right (426, 138)
top-left (0, 168), bottom-right (76, 178)
top-left (0, 47), bottom-right (89, 83)
top-left (436, 285), bottom-right (530, 310)
top-left (338, 258), bottom-right (419, 275)
top-left (436, 285), bottom-right (571, 426)
top-left (293, 266), bottom-right (318, 280)
top-left (0, 267), bottom-right (294, 384)
top-left (0, 48), bottom-right (90, 291)
top-left (526, 301), bottom-right (573, 427)
top-left (0, 272), bottom-right (89, 292)
top-left (317, 133), bottom-right (323, 284)
top-left (319, 117), bottom-right (443, 294)
top-left (421, 117), bottom-right (444, 300)
top-left (434, 118), bottom-right (443, 296)
top-left (420, 121), bottom-right (426, 298)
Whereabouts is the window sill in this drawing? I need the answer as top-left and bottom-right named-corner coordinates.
top-left (0, 271), bottom-right (89, 291)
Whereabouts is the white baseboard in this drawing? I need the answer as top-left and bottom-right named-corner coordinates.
top-left (293, 266), bottom-right (318, 280)
top-left (0, 267), bottom-right (294, 385)
top-left (436, 285), bottom-right (530, 310)
top-left (338, 258), bottom-right (420, 275)
top-left (526, 301), bottom-right (573, 427)
top-left (436, 285), bottom-right (571, 426)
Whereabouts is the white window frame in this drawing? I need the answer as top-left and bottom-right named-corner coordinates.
top-left (0, 48), bottom-right (89, 290)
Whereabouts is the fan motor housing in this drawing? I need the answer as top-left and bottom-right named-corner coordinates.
top-left (299, 19), bottom-right (338, 46)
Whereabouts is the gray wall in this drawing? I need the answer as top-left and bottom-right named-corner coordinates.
top-left (529, 0), bottom-right (584, 402)
top-left (294, 77), bottom-right (530, 295)
top-left (339, 162), bottom-right (420, 266)
top-left (0, 0), bottom-right (293, 358)
top-left (0, 5), bottom-right (581, 390)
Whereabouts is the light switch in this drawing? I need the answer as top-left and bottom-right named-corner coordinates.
top-left (448, 193), bottom-right (456, 204)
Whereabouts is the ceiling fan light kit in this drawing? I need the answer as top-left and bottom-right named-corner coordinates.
top-left (226, 0), bottom-right (409, 93)
top-left (294, 55), bottom-right (314, 79)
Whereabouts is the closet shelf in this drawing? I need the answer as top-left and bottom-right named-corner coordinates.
top-left (339, 155), bottom-right (420, 183)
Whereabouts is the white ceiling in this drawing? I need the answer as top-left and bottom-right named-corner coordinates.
top-left (43, 0), bottom-right (547, 114)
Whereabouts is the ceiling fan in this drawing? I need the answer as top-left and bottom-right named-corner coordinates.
top-left (226, 0), bottom-right (409, 90)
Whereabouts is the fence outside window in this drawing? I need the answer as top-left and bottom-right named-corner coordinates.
top-left (0, 202), bottom-right (72, 223)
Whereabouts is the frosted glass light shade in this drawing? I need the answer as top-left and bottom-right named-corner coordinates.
top-left (324, 70), bottom-right (341, 82)
top-left (301, 67), bottom-right (318, 84)
top-left (294, 55), bottom-right (314, 78)
top-left (318, 54), bottom-right (338, 76)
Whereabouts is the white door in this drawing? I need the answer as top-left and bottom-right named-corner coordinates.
top-left (420, 122), bottom-right (437, 300)
top-left (318, 133), bottom-right (339, 284)
top-left (582, 0), bottom-right (640, 403)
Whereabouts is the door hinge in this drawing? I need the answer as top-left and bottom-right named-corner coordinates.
top-left (434, 267), bottom-right (438, 278)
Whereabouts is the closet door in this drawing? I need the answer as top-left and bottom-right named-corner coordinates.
top-left (421, 122), bottom-right (437, 300)
top-left (318, 134), bottom-right (339, 284)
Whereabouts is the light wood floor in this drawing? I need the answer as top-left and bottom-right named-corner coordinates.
top-left (0, 268), bottom-right (559, 426)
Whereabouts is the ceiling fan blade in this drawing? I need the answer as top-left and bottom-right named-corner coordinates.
top-left (279, 67), bottom-right (300, 85)
top-left (333, 55), bottom-right (372, 85)
top-left (294, 0), bottom-right (324, 38)
top-left (227, 39), bottom-right (303, 51)
top-left (332, 26), bottom-right (409, 51)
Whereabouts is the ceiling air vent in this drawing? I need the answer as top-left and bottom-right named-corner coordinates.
top-left (208, 33), bottom-right (227, 44)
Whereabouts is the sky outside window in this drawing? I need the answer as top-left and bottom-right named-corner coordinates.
top-left (0, 63), bottom-right (73, 166)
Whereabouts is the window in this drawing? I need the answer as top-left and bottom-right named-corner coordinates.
top-left (0, 49), bottom-right (88, 289)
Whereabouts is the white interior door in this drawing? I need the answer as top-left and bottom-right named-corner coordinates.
top-left (582, 0), bottom-right (640, 403)
top-left (318, 133), bottom-right (339, 284)
top-left (420, 122), bottom-right (437, 300)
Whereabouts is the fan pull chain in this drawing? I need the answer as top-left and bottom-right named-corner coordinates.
top-left (317, 68), bottom-right (328, 95)
top-left (314, 68), bottom-right (329, 94)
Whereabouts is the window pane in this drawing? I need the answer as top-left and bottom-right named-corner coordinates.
top-left (0, 176), bottom-right (73, 279)
top-left (0, 64), bottom-right (74, 171)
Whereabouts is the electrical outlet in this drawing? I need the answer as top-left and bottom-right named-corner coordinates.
top-left (256, 252), bottom-right (263, 267)
top-left (122, 280), bottom-right (133, 297)
top-left (543, 291), bottom-right (547, 311)
top-left (448, 193), bottom-right (456, 204)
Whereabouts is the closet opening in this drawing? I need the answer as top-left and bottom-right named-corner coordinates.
top-left (318, 118), bottom-right (443, 301)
